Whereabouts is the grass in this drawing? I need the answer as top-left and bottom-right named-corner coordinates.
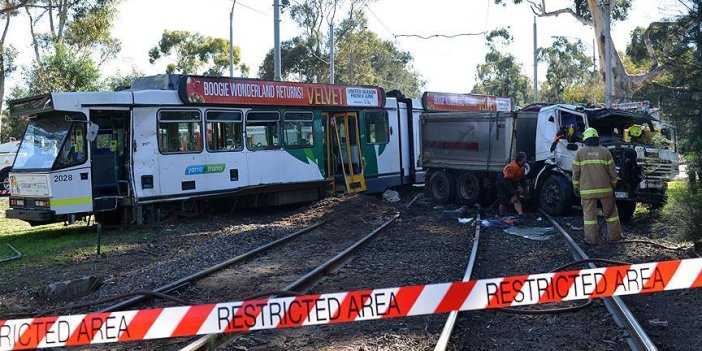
top-left (652, 180), bottom-right (702, 243)
top-left (0, 198), bottom-right (159, 272)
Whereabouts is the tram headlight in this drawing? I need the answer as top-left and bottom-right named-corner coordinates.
top-left (34, 199), bottom-right (50, 208)
top-left (9, 198), bottom-right (24, 207)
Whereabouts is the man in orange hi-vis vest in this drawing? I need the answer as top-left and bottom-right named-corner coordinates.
top-left (572, 128), bottom-right (622, 244)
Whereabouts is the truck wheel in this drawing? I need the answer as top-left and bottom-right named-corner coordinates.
top-left (457, 172), bottom-right (480, 206)
top-left (424, 170), bottom-right (435, 198)
top-left (616, 201), bottom-right (636, 222)
top-left (428, 170), bottom-right (457, 204)
top-left (539, 175), bottom-right (574, 216)
top-left (0, 170), bottom-right (9, 192)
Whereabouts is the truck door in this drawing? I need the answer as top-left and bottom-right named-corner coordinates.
top-left (326, 112), bottom-right (367, 193)
top-left (554, 108), bottom-right (587, 171)
top-left (90, 110), bottom-right (130, 211)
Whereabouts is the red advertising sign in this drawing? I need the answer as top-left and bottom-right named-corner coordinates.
top-left (422, 92), bottom-right (512, 112)
top-left (179, 76), bottom-right (385, 108)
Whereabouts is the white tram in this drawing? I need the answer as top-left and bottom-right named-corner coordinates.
top-left (6, 75), bottom-right (428, 225)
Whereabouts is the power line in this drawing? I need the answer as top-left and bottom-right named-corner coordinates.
top-left (236, 1), bottom-right (271, 17)
top-left (394, 32), bottom-right (487, 39)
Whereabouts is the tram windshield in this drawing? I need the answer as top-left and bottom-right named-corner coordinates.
top-left (13, 115), bottom-right (87, 170)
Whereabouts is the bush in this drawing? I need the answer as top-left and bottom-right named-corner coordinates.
top-left (654, 181), bottom-right (702, 242)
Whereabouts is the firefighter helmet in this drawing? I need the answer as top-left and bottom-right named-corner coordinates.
top-left (583, 127), bottom-right (599, 141)
top-left (629, 125), bottom-right (643, 137)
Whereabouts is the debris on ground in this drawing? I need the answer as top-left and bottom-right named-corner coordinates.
top-left (503, 226), bottom-right (554, 241)
top-left (568, 223), bottom-right (584, 231)
top-left (442, 206), bottom-right (470, 219)
top-left (481, 217), bottom-right (522, 229)
top-left (648, 319), bottom-right (669, 327)
top-left (458, 218), bottom-right (474, 225)
top-left (382, 189), bottom-right (400, 203)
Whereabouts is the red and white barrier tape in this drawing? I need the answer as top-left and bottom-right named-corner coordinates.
top-left (1, 258), bottom-right (701, 350)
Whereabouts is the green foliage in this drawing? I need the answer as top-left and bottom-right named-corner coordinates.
top-left (258, 10), bottom-right (422, 95)
top-left (630, 2), bottom-right (702, 178)
top-left (538, 37), bottom-right (595, 103)
top-left (654, 181), bottom-right (702, 242)
top-left (149, 30), bottom-right (243, 76)
top-left (471, 28), bottom-right (533, 107)
top-left (100, 69), bottom-right (144, 91)
top-left (0, 109), bottom-right (26, 143)
top-left (23, 43), bottom-right (101, 95)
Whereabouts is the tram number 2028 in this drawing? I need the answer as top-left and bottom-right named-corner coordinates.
top-left (54, 174), bottom-right (73, 182)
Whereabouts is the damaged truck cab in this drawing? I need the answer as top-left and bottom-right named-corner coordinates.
top-left (527, 104), bottom-right (679, 220)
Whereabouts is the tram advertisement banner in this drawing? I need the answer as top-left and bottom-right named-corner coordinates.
top-left (422, 92), bottom-right (512, 112)
top-left (179, 76), bottom-right (385, 108)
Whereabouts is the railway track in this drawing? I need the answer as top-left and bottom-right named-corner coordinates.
top-left (434, 211), bottom-right (656, 351)
top-left (78, 210), bottom-right (399, 350)
top-left (178, 213), bottom-right (399, 350)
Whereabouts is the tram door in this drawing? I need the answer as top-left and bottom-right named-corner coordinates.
top-left (89, 110), bottom-right (130, 211)
top-left (325, 112), bottom-right (367, 193)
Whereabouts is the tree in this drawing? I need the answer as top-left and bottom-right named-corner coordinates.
top-left (148, 30), bottom-right (248, 76)
top-left (471, 29), bottom-right (533, 107)
top-left (538, 36), bottom-right (597, 103)
top-left (627, 1), bottom-right (702, 188)
top-left (0, 0), bottom-right (31, 113)
top-left (259, 4), bottom-right (423, 95)
top-left (494, 0), bottom-right (669, 101)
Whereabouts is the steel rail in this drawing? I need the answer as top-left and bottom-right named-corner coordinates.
top-left (180, 213), bottom-right (400, 351)
top-left (433, 213), bottom-right (481, 351)
top-left (99, 220), bottom-right (328, 313)
top-left (541, 210), bottom-right (657, 351)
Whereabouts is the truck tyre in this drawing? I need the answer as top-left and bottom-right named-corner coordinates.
top-left (616, 201), bottom-right (636, 222)
top-left (428, 170), bottom-right (456, 204)
top-left (424, 170), bottom-right (435, 198)
top-left (0, 169), bottom-right (9, 192)
top-left (539, 175), bottom-right (574, 216)
top-left (457, 172), bottom-right (480, 206)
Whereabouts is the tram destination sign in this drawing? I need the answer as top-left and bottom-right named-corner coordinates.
top-left (422, 92), bottom-right (512, 112)
top-left (179, 76), bottom-right (385, 108)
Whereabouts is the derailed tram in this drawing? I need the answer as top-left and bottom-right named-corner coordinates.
top-left (6, 75), bottom-right (426, 225)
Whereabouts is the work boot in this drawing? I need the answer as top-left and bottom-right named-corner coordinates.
top-left (585, 234), bottom-right (599, 245)
top-left (607, 234), bottom-right (623, 242)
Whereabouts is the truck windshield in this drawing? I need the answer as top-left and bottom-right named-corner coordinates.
top-left (13, 117), bottom-right (87, 170)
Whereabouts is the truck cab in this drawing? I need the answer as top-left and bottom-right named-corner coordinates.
top-left (531, 104), bottom-right (679, 219)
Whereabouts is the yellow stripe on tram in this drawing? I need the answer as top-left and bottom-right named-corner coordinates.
top-left (51, 197), bottom-right (92, 206)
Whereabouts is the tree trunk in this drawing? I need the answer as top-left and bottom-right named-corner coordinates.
top-left (585, 0), bottom-right (665, 102)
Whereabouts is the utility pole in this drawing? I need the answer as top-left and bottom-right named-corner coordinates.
top-left (329, 23), bottom-right (335, 84)
top-left (603, 0), bottom-right (613, 107)
top-left (533, 17), bottom-right (538, 102)
top-left (273, 0), bottom-right (282, 81)
top-left (229, 0), bottom-right (237, 77)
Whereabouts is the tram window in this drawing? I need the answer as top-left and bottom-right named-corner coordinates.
top-left (283, 112), bottom-right (314, 148)
top-left (246, 111), bottom-right (280, 150)
top-left (206, 111), bottom-right (243, 152)
top-left (365, 110), bottom-right (389, 144)
top-left (55, 123), bottom-right (87, 169)
top-left (158, 110), bottom-right (202, 153)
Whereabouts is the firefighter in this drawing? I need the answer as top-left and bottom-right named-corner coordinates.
top-left (629, 124), bottom-right (653, 144)
top-left (572, 128), bottom-right (623, 244)
top-left (497, 151), bottom-right (527, 216)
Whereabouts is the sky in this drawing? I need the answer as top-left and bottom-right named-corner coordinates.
top-left (4, 0), bottom-right (688, 96)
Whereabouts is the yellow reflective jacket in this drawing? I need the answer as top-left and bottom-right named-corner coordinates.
top-left (572, 146), bottom-right (618, 199)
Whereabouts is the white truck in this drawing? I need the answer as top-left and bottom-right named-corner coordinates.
top-left (0, 140), bottom-right (19, 194)
top-left (421, 95), bottom-right (680, 220)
